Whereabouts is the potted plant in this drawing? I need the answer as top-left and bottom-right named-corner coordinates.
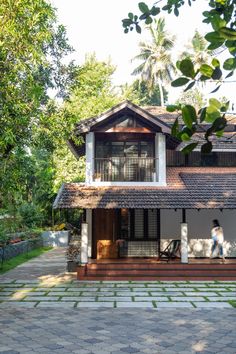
top-left (66, 240), bottom-right (81, 272)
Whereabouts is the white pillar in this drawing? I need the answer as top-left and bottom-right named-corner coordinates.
top-left (85, 132), bottom-right (95, 184)
top-left (81, 223), bottom-right (88, 264)
top-left (155, 133), bottom-right (166, 185)
top-left (86, 209), bottom-right (92, 258)
top-left (181, 223), bottom-right (188, 263)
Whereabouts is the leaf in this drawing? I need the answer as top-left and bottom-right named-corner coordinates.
top-left (171, 77), bottom-right (190, 87)
top-left (223, 58), bottom-right (236, 70)
top-left (181, 143), bottom-right (198, 155)
top-left (210, 85), bottom-right (221, 94)
top-left (171, 117), bottom-right (179, 137)
top-left (211, 16), bottom-right (226, 31)
top-left (205, 105), bottom-right (221, 123)
top-left (182, 105), bottom-right (197, 128)
top-left (145, 16), bottom-right (152, 24)
top-left (166, 105), bottom-right (178, 112)
top-left (128, 13), bottom-right (134, 20)
top-left (135, 24), bottom-right (142, 34)
top-left (179, 59), bottom-right (195, 78)
top-left (207, 39), bottom-right (225, 50)
top-left (199, 107), bottom-right (207, 122)
top-left (211, 67), bottom-right (222, 80)
top-left (212, 117), bottom-right (227, 131)
top-left (150, 6), bottom-right (160, 16)
top-left (219, 27), bottom-right (236, 40)
top-left (205, 31), bottom-right (224, 43)
top-left (212, 58), bottom-right (220, 67)
top-left (174, 7), bottom-right (179, 16)
top-left (201, 141), bottom-right (212, 154)
top-left (225, 70), bottom-right (234, 79)
top-left (209, 98), bottom-right (221, 110)
top-left (138, 2), bottom-right (149, 13)
top-left (184, 81), bottom-right (195, 92)
top-left (199, 64), bottom-right (214, 77)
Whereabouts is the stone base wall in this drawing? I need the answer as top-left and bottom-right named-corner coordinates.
top-left (0, 238), bottom-right (43, 261)
top-left (161, 239), bottom-right (236, 258)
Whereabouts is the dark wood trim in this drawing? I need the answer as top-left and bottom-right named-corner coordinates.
top-left (92, 209), bottom-right (95, 259)
top-left (116, 209), bottom-right (121, 239)
top-left (130, 209), bottom-right (135, 240)
top-left (106, 127), bottom-right (152, 133)
top-left (157, 209), bottom-right (161, 257)
top-left (143, 209), bottom-right (148, 239)
top-left (182, 209), bottom-right (186, 223)
top-left (95, 132), bottom-right (155, 142)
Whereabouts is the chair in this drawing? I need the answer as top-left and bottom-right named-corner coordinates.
top-left (159, 239), bottom-right (181, 262)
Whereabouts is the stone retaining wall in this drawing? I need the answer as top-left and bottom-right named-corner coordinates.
top-left (0, 238), bottom-right (43, 261)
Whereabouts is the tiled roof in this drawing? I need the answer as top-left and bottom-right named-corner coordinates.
top-left (53, 167), bottom-right (236, 210)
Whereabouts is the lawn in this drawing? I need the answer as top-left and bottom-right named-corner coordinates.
top-left (0, 247), bottom-right (53, 274)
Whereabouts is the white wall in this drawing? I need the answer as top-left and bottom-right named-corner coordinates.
top-left (160, 209), bottom-right (236, 257)
top-left (161, 209), bottom-right (236, 241)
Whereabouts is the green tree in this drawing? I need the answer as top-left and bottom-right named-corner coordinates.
top-left (0, 0), bottom-right (74, 160)
top-left (52, 55), bottom-right (119, 189)
top-left (131, 18), bottom-right (176, 107)
top-left (120, 79), bottom-right (168, 105)
top-left (176, 88), bottom-right (207, 112)
top-left (122, 0), bottom-right (236, 153)
top-left (180, 30), bottom-right (212, 67)
top-left (0, 0), bottom-right (74, 223)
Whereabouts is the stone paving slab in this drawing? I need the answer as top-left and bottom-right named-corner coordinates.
top-left (207, 296), bottom-right (236, 301)
top-left (184, 292), bottom-right (219, 296)
top-left (76, 302), bottom-right (113, 308)
top-left (170, 296), bottom-right (206, 302)
top-left (36, 302), bottom-right (76, 308)
top-left (116, 302), bottom-right (154, 308)
top-left (24, 296), bottom-right (60, 301)
top-left (135, 296), bottom-right (169, 301)
top-left (156, 302), bottom-right (194, 308)
top-left (194, 302), bottom-right (233, 308)
top-left (97, 297), bottom-right (133, 302)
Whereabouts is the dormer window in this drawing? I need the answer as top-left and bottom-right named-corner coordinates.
top-left (95, 138), bottom-right (155, 182)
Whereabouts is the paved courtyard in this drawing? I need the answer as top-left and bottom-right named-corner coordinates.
top-left (0, 248), bottom-right (236, 353)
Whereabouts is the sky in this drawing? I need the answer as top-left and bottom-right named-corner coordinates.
top-left (51, 0), bottom-right (236, 106)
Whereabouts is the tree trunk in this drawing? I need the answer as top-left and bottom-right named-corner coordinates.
top-left (158, 79), bottom-right (164, 107)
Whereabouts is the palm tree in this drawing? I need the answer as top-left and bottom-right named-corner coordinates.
top-left (132, 18), bottom-right (176, 107)
top-left (181, 30), bottom-right (212, 66)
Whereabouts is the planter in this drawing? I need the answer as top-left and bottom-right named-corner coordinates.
top-left (67, 261), bottom-right (78, 272)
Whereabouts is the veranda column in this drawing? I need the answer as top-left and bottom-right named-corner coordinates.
top-left (181, 209), bottom-right (188, 263)
top-left (155, 133), bottom-right (166, 185)
top-left (81, 223), bottom-right (88, 264)
top-left (85, 132), bottom-right (95, 184)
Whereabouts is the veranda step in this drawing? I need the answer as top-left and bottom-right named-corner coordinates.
top-left (77, 274), bottom-right (236, 281)
top-left (88, 263), bottom-right (236, 270)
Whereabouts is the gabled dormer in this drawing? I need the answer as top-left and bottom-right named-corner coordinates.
top-left (69, 101), bottom-right (178, 186)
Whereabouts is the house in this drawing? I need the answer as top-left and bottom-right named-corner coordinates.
top-left (53, 101), bottom-right (236, 280)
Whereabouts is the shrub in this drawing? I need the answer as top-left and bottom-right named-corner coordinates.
top-left (18, 203), bottom-right (43, 228)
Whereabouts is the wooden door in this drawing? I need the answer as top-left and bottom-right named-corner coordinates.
top-left (92, 209), bottom-right (115, 258)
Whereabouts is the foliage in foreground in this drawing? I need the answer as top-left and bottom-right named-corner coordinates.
top-left (122, 0), bottom-right (236, 153)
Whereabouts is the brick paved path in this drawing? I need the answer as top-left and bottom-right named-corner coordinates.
top-left (0, 307), bottom-right (236, 353)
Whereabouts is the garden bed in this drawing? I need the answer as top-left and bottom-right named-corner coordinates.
top-left (0, 237), bottom-right (43, 261)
